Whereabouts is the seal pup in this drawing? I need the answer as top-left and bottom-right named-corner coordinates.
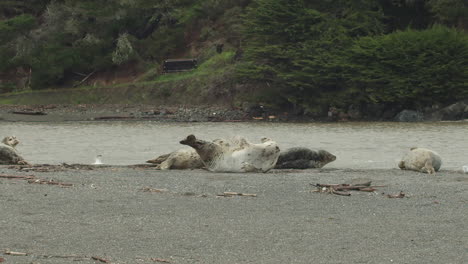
top-left (180, 135), bottom-right (280, 172)
top-left (398, 147), bottom-right (442, 174)
top-left (0, 136), bottom-right (29, 165)
top-left (275, 147), bottom-right (336, 169)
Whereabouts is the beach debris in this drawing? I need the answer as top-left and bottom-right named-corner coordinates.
top-left (150, 258), bottom-right (172, 263)
top-left (4, 250), bottom-right (27, 256)
top-left (93, 116), bottom-right (134, 120)
top-left (217, 192), bottom-right (257, 197)
top-left (141, 187), bottom-right (168, 193)
top-left (3, 250), bottom-right (112, 262)
top-left (11, 110), bottom-right (47, 115)
top-left (91, 256), bottom-right (111, 263)
top-left (386, 191), bottom-right (406, 198)
top-left (27, 178), bottom-right (73, 187)
top-left (0, 173), bottom-right (73, 187)
top-left (311, 181), bottom-right (385, 196)
top-left (15, 163), bottom-right (100, 172)
top-left (12, 164), bottom-right (68, 172)
top-left (0, 174), bottom-right (35, 180)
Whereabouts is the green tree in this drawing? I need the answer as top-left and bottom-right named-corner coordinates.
top-left (427, 0), bottom-right (468, 29)
top-left (344, 25), bottom-right (468, 109)
top-left (239, 0), bottom-right (384, 113)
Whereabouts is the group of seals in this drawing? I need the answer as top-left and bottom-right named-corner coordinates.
top-left (179, 135), bottom-right (280, 172)
top-left (1, 135), bottom-right (443, 174)
top-left (0, 136), bottom-right (29, 165)
top-left (148, 134), bottom-right (337, 172)
top-left (148, 134), bottom-right (444, 174)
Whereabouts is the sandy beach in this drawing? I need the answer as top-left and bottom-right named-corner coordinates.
top-left (0, 165), bottom-right (466, 264)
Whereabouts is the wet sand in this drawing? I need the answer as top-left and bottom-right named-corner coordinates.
top-left (0, 166), bottom-right (466, 263)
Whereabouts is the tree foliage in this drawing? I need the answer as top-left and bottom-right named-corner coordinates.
top-left (239, 0), bottom-right (385, 112)
top-left (0, 0), bottom-right (467, 114)
top-left (344, 25), bottom-right (468, 108)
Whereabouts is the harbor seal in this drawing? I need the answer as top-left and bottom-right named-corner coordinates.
top-left (0, 136), bottom-right (29, 165)
top-left (275, 147), bottom-right (336, 169)
top-left (398, 147), bottom-right (442, 174)
top-left (1, 136), bottom-right (19, 148)
top-left (147, 148), bottom-right (204, 170)
top-left (179, 135), bottom-right (280, 172)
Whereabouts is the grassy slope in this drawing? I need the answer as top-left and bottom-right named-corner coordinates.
top-left (0, 51), bottom-right (239, 106)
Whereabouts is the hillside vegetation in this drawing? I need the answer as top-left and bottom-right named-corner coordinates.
top-left (0, 0), bottom-right (467, 116)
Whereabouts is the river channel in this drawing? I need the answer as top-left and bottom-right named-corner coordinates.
top-left (1, 121), bottom-right (467, 170)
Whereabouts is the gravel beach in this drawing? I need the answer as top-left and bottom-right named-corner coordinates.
top-left (0, 166), bottom-right (466, 264)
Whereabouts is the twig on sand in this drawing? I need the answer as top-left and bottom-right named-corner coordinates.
top-left (386, 191), bottom-right (406, 198)
top-left (217, 192), bottom-right (257, 197)
top-left (141, 187), bottom-right (168, 193)
top-left (3, 250), bottom-right (111, 262)
top-left (91, 256), bottom-right (111, 263)
top-left (0, 174), bottom-right (73, 187)
top-left (0, 174), bottom-right (35, 180)
top-left (311, 181), bottom-right (385, 196)
top-left (4, 250), bottom-right (27, 256)
top-left (150, 258), bottom-right (172, 263)
top-left (27, 178), bottom-right (73, 187)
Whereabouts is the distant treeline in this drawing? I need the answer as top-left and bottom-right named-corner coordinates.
top-left (0, 0), bottom-right (467, 113)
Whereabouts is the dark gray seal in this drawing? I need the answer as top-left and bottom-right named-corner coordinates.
top-left (275, 147), bottom-right (336, 169)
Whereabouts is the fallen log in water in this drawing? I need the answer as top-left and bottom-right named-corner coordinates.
top-left (93, 116), bottom-right (134, 120)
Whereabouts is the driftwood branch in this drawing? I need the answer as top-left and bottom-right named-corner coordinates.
top-left (91, 256), bottom-right (111, 263)
top-left (217, 192), bottom-right (257, 197)
top-left (27, 178), bottom-right (73, 187)
top-left (3, 250), bottom-right (112, 263)
top-left (312, 182), bottom-right (386, 196)
top-left (386, 191), bottom-right (405, 198)
top-left (0, 174), bottom-right (73, 187)
top-left (0, 174), bottom-right (35, 180)
top-left (73, 70), bottom-right (96, 87)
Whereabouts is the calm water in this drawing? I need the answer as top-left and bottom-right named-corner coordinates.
top-left (1, 121), bottom-right (467, 170)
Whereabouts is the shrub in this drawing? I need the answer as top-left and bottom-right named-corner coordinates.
top-left (345, 25), bottom-right (468, 109)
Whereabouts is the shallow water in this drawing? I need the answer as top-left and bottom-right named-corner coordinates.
top-left (1, 121), bottom-right (467, 170)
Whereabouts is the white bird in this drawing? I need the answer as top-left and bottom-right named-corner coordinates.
top-left (93, 155), bottom-right (103, 165)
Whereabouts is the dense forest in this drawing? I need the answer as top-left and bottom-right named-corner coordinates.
top-left (0, 0), bottom-right (467, 116)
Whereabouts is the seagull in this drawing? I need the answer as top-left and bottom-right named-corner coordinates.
top-left (93, 155), bottom-right (103, 165)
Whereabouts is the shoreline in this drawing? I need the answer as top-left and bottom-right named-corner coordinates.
top-left (2, 104), bottom-right (468, 123)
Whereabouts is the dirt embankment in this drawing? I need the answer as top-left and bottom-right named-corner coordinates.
top-left (0, 104), bottom-right (298, 123)
top-left (2, 103), bottom-right (468, 123)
